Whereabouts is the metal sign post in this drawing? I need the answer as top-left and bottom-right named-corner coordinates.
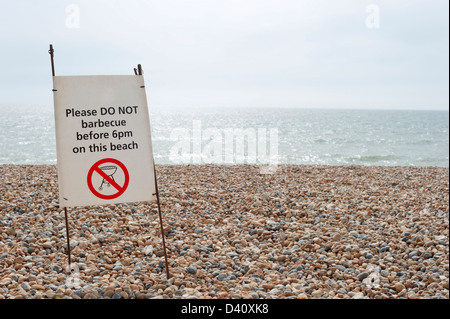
top-left (49, 44), bottom-right (170, 280)
top-left (49, 44), bottom-right (73, 271)
top-left (154, 164), bottom-right (170, 279)
top-left (135, 64), bottom-right (170, 279)
top-left (64, 207), bottom-right (72, 267)
top-left (134, 64), bottom-right (170, 279)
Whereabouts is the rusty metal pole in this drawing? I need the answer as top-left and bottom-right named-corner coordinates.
top-left (64, 207), bottom-right (72, 267)
top-left (153, 165), bottom-right (170, 279)
top-left (49, 44), bottom-right (55, 77)
top-left (136, 63), bottom-right (170, 279)
top-left (49, 44), bottom-right (72, 271)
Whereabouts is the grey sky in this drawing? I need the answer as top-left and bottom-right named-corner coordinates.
top-left (0, 0), bottom-right (448, 110)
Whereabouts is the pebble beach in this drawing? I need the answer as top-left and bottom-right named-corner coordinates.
top-left (0, 164), bottom-right (448, 299)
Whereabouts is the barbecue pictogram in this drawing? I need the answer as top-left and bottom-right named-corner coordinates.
top-left (87, 158), bottom-right (129, 200)
top-left (98, 165), bottom-right (118, 191)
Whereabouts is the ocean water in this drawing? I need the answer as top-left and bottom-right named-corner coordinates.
top-left (0, 105), bottom-right (448, 167)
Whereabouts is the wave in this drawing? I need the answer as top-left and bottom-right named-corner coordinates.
top-left (346, 154), bottom-right (401, 162)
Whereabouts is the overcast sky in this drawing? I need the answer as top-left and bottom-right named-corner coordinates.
top-left (0, 0), bottom-right (448, 110)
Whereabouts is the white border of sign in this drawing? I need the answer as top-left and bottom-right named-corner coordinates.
top-left (53, 75), bottom-right (156, 208)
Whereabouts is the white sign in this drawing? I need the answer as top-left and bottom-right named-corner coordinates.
top-left (52, 75), bottom-right (156, 208)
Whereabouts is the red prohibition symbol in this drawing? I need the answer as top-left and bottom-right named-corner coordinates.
top-left (87, 158), bottom-right (129, 200)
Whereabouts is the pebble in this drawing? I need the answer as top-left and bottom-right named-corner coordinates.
top-left (395, 283), bottom-right (406, 293)
top-left (113, 264), bottom-right (123, 271)
top-left (21, 283), bottom-right (31, 291)
top-left (216, 274), bottom-right (227, 281)
top-left (0, 164), bottom-right (447, 299)
top-left (358, 272), bottom-right (369, 281)
top-left (186, 265), bottom-right (197, 275)
top-left (352, 292), bottom-right (364, 299)
top-left (335, 265), bottom-right (346, 272)
top-left (111, 293), bottom-right (122, 299)
top-left (143, 245), bottom-right (153, 256)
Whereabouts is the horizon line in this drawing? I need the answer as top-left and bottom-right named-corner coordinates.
top-left (0, 103), bottom-right (448, 112)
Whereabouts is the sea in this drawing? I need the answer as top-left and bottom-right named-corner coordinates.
top-left (0, 105), bottom-right (448, 167)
